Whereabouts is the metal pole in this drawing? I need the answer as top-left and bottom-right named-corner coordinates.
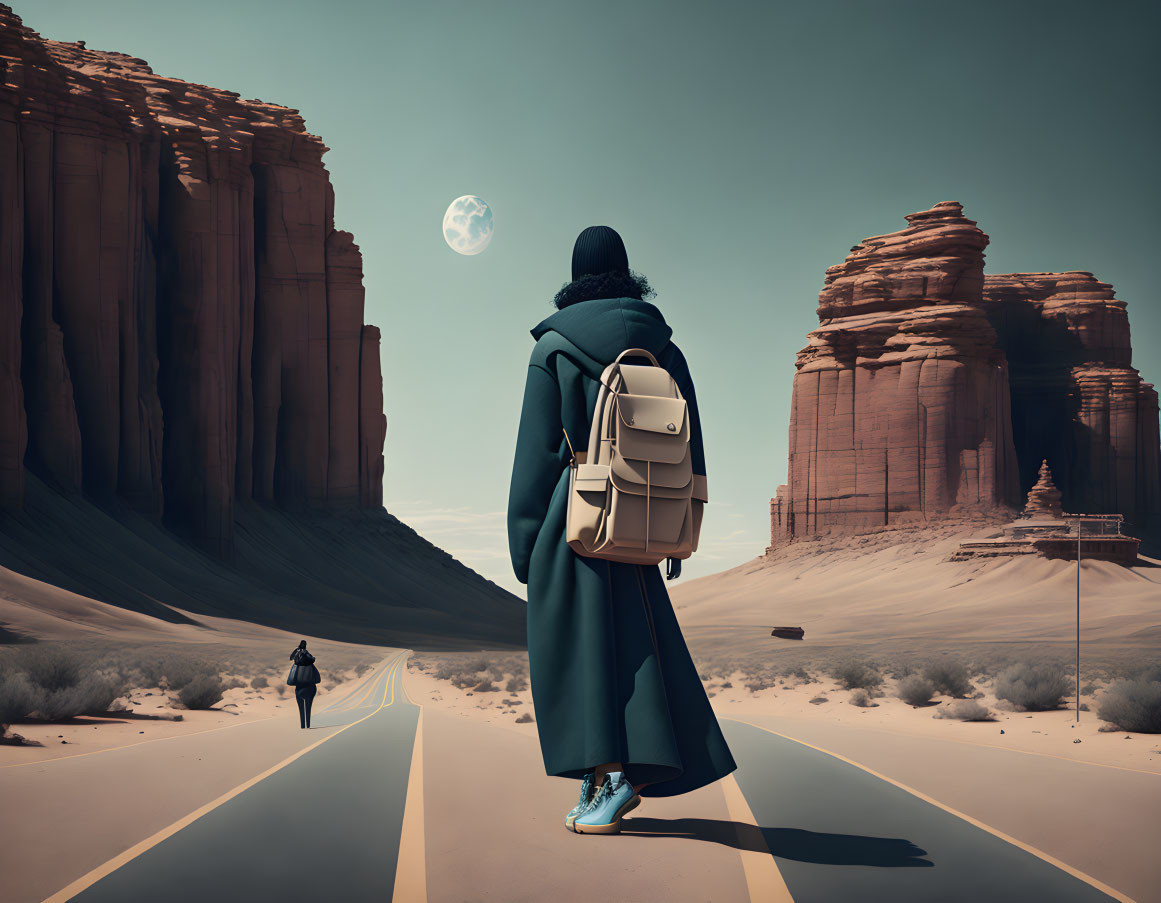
top-left (1076, 515), bottom-right (1081, 723)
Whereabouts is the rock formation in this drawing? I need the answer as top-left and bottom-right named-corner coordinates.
top-left (1022, 460), bottom-right (1063, 519)
top-left (771, 203), bottom-right (1160, 546)
top-left (983, 271), bottom-right (1160, 529)
top-left (773, 202), bottom-right (1020, 542)
top-left (0, 7), bottom-right (385, 552)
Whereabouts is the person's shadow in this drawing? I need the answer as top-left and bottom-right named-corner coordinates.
top-left (621, 817), bottom-right (932, 868)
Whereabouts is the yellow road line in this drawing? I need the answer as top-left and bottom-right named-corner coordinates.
top-left (318, 656), bottom-right (395, 712)
top-left (728, 717), bottom-right (1138, 903)
top-left (393, 703), bottom-right (427, 902)
top-left (43, 651), bottom-right (409, 903)
top-left (719, 773), bottom-right (794, 903)
top-left (320, 659), bottom-right (393, 715)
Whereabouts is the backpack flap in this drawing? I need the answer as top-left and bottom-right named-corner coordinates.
top-left (615, 395), bottom-right (689, 464)
top-left (610, 449), bottom-right (693, 492)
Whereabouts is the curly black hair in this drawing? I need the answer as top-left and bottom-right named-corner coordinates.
top-left (552, 270), bottom-right (656, 309)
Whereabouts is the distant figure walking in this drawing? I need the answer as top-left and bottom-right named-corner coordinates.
top-left (287, 640), bottom-right (321, 729)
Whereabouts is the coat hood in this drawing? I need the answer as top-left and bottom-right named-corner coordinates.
top-left (530, 298), bottom-right (673, 365)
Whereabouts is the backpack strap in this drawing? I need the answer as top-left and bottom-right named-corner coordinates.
top-left (613, 347), bottom-right (660, 367)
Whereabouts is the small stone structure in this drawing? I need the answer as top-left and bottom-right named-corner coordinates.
top-left (952, 460), bottom-right (1140, 566)
top-left (1022, 460), bottom-right (1063, 519)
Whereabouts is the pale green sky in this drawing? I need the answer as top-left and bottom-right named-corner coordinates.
top-left (24, 0), bottom-right (1161, 596)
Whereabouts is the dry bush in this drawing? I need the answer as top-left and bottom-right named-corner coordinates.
top-left (1135, 664), bottom-right (1161, 684)
top-left (0, 646), bottom-right (127, 720)
top-left (936, 699), bottom-right (995, 722)
top-left (849, 689), bottom-right (876, 707)
top-left (922, 660), bottom-right (972, 698)
top-left (472, 679), bottom-right (498, 692)
top-left (506, 675), bottom-right (528, 693)
top-left (1097, 680), bottom-right (1161, 733)
top-left (515, 712), bottom-right (534, 723)
top-left (0, 672), bottom-right (42, 734)
top-left (995, 663), bottom-right (1070, 712)
top-left (897, 675), bottom-right (936, 706)
top-left (178, 675), bottom-right (224, 710)
top-left (831, 660), bottom-right (883, 691)
top-left (250, 676), bottom-right (269, 690)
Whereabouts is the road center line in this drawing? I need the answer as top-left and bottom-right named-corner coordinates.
top-left (719, 773), bottom-right (794, 903)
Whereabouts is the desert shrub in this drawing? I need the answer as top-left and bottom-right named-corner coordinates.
top-left (355, 662), bottom-right (374, 676)
top-left (2, 647), bottom-right (126, 720)
top-left (897, 675), bottom-right (936, 706)
top-left (1135, 664), bottom-right (1161, 685)
top-left (720, 681), bottom-right (733, 689)
top-left (744, 673), bottom-right (775, 693)
top-left (995, 663), bottom-right (1070, 712)
top-left (808, 695), bottom-right (828, 705)
top-left (831, 660), bottom-right (882, 691)
top-left (922, 660), bottom-right (972, 698)
top-left (937, 699), bottom-right (995, 722)
top-left (782, 666), bottom-right (814, 683)
top-left (886, 663), bottom-right (916, 680)
top-left (222, 678), bottom-right (246, 691)
top-left (434, 662), bottom-right (458, 681)
top-left (849, 689), bottom-right (874, 707)
top-left (0, 672), bottom-right (42, 731)
top-left (178, 675), bottom-right (224, 710)
top-left (505, 675), bottom-right (528, 693)
top-left (1097, 680), bottom-right (1161, 733)
top-left (472, 679), bottom-right (498, 692)
top-left (515, 712), bottom-right (534, 723)
top-left (250, 676), bottom-right (269, 690)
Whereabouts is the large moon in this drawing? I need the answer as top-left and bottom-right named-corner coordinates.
top-left (442, 195), bottom-right (494, 256)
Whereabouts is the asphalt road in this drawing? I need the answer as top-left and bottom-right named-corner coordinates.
top-left (722, 718), bottom-right (1122, 902)
top-left (43, 659), bottom-right (1132, 903)
top-left (69, 652), bottom-right (419, 903)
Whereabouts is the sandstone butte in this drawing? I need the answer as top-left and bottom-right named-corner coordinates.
top-left (770, 201), bottom-right (1160, 545)
top-left (0, 6), bottom-right (386, 554)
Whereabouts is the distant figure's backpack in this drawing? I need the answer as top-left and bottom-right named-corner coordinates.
top-left (564, 348), bottom-right (705, 566)
top-left (287, 649), bottom-right (320, 686)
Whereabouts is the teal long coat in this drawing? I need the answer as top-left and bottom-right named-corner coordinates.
top-left (507, 297), bottom-right (737, 797)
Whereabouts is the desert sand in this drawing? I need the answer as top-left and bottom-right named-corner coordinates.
top-left (671, 524), bottom-right (1161, 646)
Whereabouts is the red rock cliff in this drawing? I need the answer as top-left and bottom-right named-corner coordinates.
top-left (774, 202), bottom-right (1020, 542)
top-left (983, 272), bottom-right (1160, 528)
top-left (772, 204), bottom-right (1160, 546)
top-left (0, 7), bottom-right (385, 553)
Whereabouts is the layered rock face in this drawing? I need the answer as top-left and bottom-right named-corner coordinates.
top-left (984, 272), bottom-right (1160, 529)
top-left (773, 202), bottom-right (1020, 542)
top-left (0, 8), bottom-right (385, 552)
top-left (772, 203), bottom-right (1160, 546)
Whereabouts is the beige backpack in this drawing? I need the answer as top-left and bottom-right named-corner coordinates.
top-left (564, 348), bottom-right (706, 566)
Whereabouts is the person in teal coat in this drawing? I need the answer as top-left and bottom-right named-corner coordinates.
top-left (508, 226), bottom-right (737, 834)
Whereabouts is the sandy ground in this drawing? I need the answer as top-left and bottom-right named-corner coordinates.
top-left (405, 655), bottom-right (1161, 774)
top-left (671, 524), bottom-right (1161, 645)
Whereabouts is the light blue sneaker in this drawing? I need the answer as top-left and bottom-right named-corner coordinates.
top-left (564, 773), bottom-right (596, 831)
top-left (572, 771), bottom-right (640, 835)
